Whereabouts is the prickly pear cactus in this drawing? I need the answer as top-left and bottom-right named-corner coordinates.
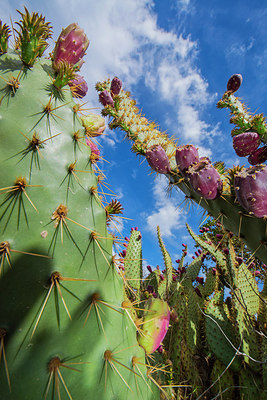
top-left (96, 78), bottom-right (267, 265)
top-left (121, 222), bottom-right (267, 399)
top-left (0, 9), bottom-right (159, 400)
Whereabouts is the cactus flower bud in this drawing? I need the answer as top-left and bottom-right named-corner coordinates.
top-left (234, 164), bottom-right (267, 218)
top-left (99, 90), bottom-right (114, 107)
top-left (110, 77), bottom-right (122, 96)
top-left (232, 132), bottom-right (260, 157)
top-left (68, 74), bottom-right (88, 98)
top-left (147, 265), bottom-right (153, 273)
top-left (146, 145), bottom-right (171, 174)
top-left (227, 74), bottom-right (242, 93)
top-left (81, 114), bottom-right (106, 137)
top-left (248, 146), bottom-right (267, 165)
top-left (175, 144), bottom-right (199, 173)
top-left (53, 23), bottom-right (89, 68)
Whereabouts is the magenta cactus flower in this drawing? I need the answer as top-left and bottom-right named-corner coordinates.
top-left (234, 164), bottom-right (267, 218)
top-left (53, 23), bottom-right (89, 69)
top-left (99, 90), bottom-right (115, 107)
top-left (175, 144), bottom-right (199, 173)
top-left (110, 77), bottom-right (122, 96)
top-left (227, 73), bottom-right (243, 93)
top-left (146, 145), bottom-right (171, 174)
top-left (187, 159), bottom-right (223, 200)
top-left (68, 74), bottom-right (88, 98)
top-left (248, 146), bottom-right (267, 165)
top-left (232, 132), bottom-right (260, 157)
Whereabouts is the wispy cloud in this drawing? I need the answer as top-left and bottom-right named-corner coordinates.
top-left (1, 0), bottom-right (217, 151)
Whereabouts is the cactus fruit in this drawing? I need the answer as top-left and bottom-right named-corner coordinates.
top-left (248, 145), bottom-right (267, 165)
top-left (99, 89), bottom-right (115, 107)
top-left (52, 22), bottom-right (89, 69)
top-left (187, 159), bottom-right (223, 200)
top-left (0, 9), bottom-right (159, 400)
top-left (110, 76), bottom-right (122, 96)
top-left (68, 74), bottom-right (88, 98)
top-left (175, 144), bottom-right (199, 174)
top-left (232, 131), bottom-right (261, 157)
top-left (226, 73), bottom-right (243, 93)
top-left (146, 145), bottom-right (171, 174)
top-left (234, 164), bottom-right (267, 218)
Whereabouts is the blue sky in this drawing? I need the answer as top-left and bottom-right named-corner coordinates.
top-left (1, 0), bottom-right (267, 269)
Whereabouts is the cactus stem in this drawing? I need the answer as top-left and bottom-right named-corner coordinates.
top-left (0, 328), bottom-right (11, 391)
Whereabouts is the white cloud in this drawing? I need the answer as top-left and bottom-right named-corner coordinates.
top-left (48, 0), bottom-right (215, 149)
top-left (145, 175), bottom-right (185, 238)
top-left (2, 0), bottom-right (217, 151)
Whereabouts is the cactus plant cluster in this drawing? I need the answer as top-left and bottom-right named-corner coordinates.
top-left (96, 77), bottom-right (267, 265)
top-left (96, 67), bottom-right (267, 399)
top-left (1, 6), bottom-right (266, 400)
top-left (121, 224), bottom-right (267, 399)
top-left (0, 8), bottom-right (160, 400)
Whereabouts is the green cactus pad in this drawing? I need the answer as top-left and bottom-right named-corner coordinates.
top-left (0, 17), bottom-right (158, 399)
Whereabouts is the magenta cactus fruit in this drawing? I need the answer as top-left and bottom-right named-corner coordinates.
top-left (68, 74), bottom-right (88, 98)
top-left (99, 89), bottom-right (115, 107)
top-left (110, 76), bottom-right (122, 96)
top-left (187, 159), bottom-right (223, 200)
top-left (146, 145), bottom-right (171, 174)
top-left (227, 73), bottom-right (243, 92)
top-left (53, 23), bottom-right (89, 68)
top-left (232, 131), bottom-right (260, 157)
top-left (175, 144), bottom-right (199, 173)
top-left (248, 146), bottom-right (267, 165)
top-left (234, 164), bottom-right (267, 218)
top-left (86, 138), bottom-right (100, 162)
top-left (138, 298), bottom-right (170, 354)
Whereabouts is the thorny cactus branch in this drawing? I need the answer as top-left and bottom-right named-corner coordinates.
top-left (96, 78), bottom-right (267, 265)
